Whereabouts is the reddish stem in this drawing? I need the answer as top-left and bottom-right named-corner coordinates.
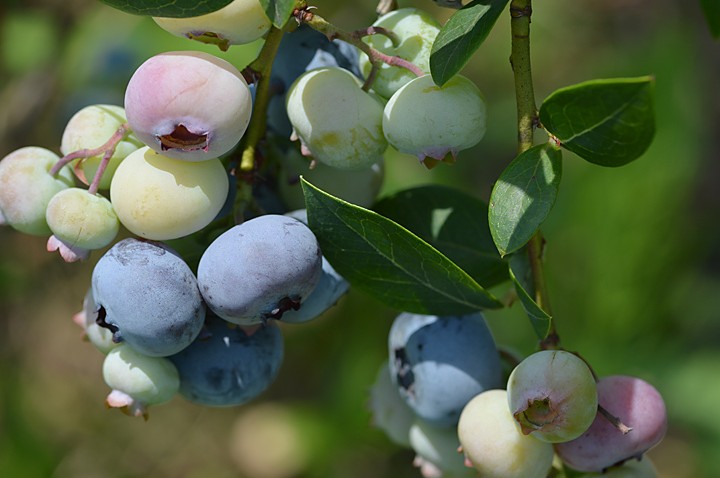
top-left (50, 123), bottom-right (130, 180)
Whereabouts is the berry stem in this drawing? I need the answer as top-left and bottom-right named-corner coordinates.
top-left (598, 405), bottom-right (633, 434)
top-left (353, 26), bottom-right (400, 48)
top-left (50, 123), bottom-right (129, 179)
top-left (296, 8), bottom-right (425, 89)
top-left (239, 25), bottom-right (286, 173)
top-left (87, 150), bottom-right (113, 195)
top-left (509, 0), bottom-right (559, 348)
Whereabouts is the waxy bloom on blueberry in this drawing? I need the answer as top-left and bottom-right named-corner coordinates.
top-left (383, 74), bottom-right (487, 167)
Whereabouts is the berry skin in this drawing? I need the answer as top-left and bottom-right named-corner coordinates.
top-left (109, 146), bottom-right (229, 240)
top-left (60, 104), bottom-right (143, 189)
top-left (103, 344), bottom-right (180, 419)
top-left (169, 314), bottom-right (284, 407)
top-left (457, 389), bottom-right (555, 478)
top-left (507, 349), bottom-right (598, 443)
top-left (555, 375), bottom-right (667, 473)
top-left (368, 360), bottom-right (416, 447)
top-left (285, 67), bottom-right (388, 170)
top-left (388, 312), bottom-right (503, 427)
top-left (197, 214), bottom-right (323, 326)
top-left (45, 187), bottom-right (119, 250)
top-left (0, 147), bottom-right (74, 235)
top-left (359, 8), bottom-right (441, 99)
top-left (382, 75), bottom-right (487, 166)
top-left (153, 0), bottom-right (271, 51)
top-left (92, 238), bottom-right (206, 357)
top-left (267, 25), bottom-right (361, 138)
top-left (124, 51), bottom-right (252, 161)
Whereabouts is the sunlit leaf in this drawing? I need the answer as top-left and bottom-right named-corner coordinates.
top-left (430, 0), bottom-right (509, 85)
top-left (540, 77), bottom-right (655, 167)
top-left (489, 144), bottom-right (562, 256)
top-left (302, 179), bottom-right (503, 315)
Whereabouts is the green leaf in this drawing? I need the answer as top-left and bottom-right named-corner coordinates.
top-left (489, 144), bottom-right (562, 257)
top-left (430, 0), bottom-right (510, 86)
top-left (539, 77), bottom-right (655, 167)
top-left (374, 185), bottom-right (508, 288)
top-left (701, 0), bottom-right (720, 38)
top-left (508, 252), bottom-right (551, 339)
top-left (258, 0), bottom-right (296, 28)
top-left (99, 0), bottom-right (233, 17)
top-left (302, 178), bottom-right (503, 315)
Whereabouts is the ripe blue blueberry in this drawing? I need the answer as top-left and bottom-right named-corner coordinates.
top-left (169, 314), bottom-right (284, 406)
top-left (197, 214), bottom-right (323, 325)
top-left (92, 238), bottom-right (206, 357)
top-left (388, 312), bottom-right (503, 427)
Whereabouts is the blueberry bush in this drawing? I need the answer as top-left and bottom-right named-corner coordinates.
top-left (1, 0), bottom-right (719, 477)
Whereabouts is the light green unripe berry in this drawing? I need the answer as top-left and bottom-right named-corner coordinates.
top-left (383, 75), bottom-right (487, 166)
top-left (46, 188), bottom-right (119, 250)
top-left (409, 419), bottom-right (476, 477)
top-left (457, 389), bottom-right (554, 478)
top-left (103, 344), bottom-right (180, 418)
top-left (286, 67), bottom-right (387, 170)
top-left (110, 146), bottom-right (229, 240)
top-left (507, 350), bottom-right (598, 443)
top-left (368, 360), bottom-right (416, 447)
top-left (359, 8), bottom-right (440, 99)
top-left (0, 147), bottom-right (74, 235)
top-left (153, 0), bottom-right (270, 50)
top-left (60, 104), bottom-right (143, 190)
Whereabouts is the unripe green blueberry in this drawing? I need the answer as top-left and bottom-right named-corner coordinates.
top-left (359, 8), bottom-right (440, 99)
top-left (60, 104), bottom-right (143, 189)
top-left (368, 360), bottom-right (416, 447)
top-left (555, 375), bottom-right (667, 473)
top-left (103, 344), bottom-right (180, 419)
top-left (286, 67), bottom-right (388, 170)
top-left (458, 389), bottom-right (554, 478)
top-left (153, 0), bottom-right (270, 51)
top-left (507, 350), bottom-right (598, 443)
top-left (45, 188), bottom-right (119, 250)
top-left (0, 147), bottom-right (74, 235)
top-left (409, 419), bottom-right (476, 477)
top-left (124, 51), bottom-right (252, 161)
top-left (382, 74), bottom-right (487, 166)
top-left (110, 146), bottom-right (229, 240)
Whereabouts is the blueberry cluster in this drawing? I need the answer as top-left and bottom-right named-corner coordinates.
top-left (0, 15), bottom-right (371, 418)
top-left (371, 332), bottom-right (667, 477)
top-left (0, 2), bottom-right (670, 476)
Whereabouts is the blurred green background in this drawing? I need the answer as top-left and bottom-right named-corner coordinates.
top-left (0, 0), bottom-right (718, 477)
